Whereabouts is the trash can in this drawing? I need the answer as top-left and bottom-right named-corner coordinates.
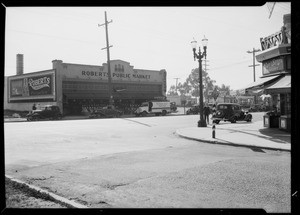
top-left (264, 114), bottom-right (279, 128)
top-left (279, 115), bottom-right (291, 132)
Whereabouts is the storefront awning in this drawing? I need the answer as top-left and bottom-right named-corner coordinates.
top-left (265, 75), bottom-right (291, 94)
top-left (244, 75), bottom-right (282, 90)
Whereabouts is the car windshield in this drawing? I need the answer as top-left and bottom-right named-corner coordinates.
top-left (218, 105), bottom-right (228, 110)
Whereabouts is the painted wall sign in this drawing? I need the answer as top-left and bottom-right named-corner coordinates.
top-left (81, 71), bottom-right (151, 80)
top-left (8, 70), bottom-right (56, 101)
top-left (262, 57), bottom-right (284, 75)
top-left (28, 74), bottom-right (53, 96)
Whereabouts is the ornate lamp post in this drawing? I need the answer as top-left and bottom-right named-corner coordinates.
top-left (191, 36), bottom-right (208, 127)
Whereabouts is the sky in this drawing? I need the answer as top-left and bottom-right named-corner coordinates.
top-left (4, 3), bottom-right (291, 91)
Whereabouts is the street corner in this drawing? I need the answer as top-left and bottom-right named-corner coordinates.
top-left (175, 126), bottom-right (229, 144)
top-left (175, 125), bottom-right (291, 152)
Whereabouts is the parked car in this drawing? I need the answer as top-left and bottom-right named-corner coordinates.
top-left (186, 104), bottom-right (200, 115)
top-left (89, 105), bottom-right (123, 118)
top-left (26, 105), bottom-right (62, 121)
top-left (249, 104), bottom-right (267, 112)
top-left (212, 103), bottom-right (252, 124)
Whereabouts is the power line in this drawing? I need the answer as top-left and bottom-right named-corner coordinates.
top-left (7, 28), bottom-right (99, 45)
top-left (209, 59), bottom-right (250, 71)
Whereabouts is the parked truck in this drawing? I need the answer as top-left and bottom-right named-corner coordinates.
top-left (135, 101), bottom-right (171, 117)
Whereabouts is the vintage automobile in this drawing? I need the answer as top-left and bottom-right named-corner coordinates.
top-left (249, 104), bottom-right (267, 112)
top-left (89, 105), bottom-right (123, 118)
top-left (26, 105), bottom-right (63, 121)
top-left (186, 104), bottom-right (200, 115)
top-left (212, 103), bottom-right (252, 124)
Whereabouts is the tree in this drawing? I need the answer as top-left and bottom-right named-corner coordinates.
top-left (167, 85), bottom-right (178, 96)
top-left (211, 86), bottom-right (219, 102)
top-left (167, 68), bottom-right (230, 104)
top-left (184, 68), bottom-right (215, 99)
top-left (218, 84), bottom-right (231, 96)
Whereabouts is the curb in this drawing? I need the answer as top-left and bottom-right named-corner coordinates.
top-left (176, 130), bottom-right (291, 152)
top-left (5, 175), bottom-right (89, 208)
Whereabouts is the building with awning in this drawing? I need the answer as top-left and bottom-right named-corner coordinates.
top-left (4, 59), bottom-right (167, 115)
top-left (244, 74), bottom-right (283, 93)
top-left (265, 74), bottom-right (291, 94)
top-left (246, 13), bottom-right (291, 131)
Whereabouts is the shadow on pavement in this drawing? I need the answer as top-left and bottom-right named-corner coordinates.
top-left (258, 128), bottom-right (291, 144)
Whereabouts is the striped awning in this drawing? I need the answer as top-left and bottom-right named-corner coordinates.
top-left (265, 75), bottom-right (291, 94)
top-left (244, 75), bottom-right (282, 90)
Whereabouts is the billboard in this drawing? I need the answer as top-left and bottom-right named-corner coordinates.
top-left (8, 70), bottom-right (56, 102)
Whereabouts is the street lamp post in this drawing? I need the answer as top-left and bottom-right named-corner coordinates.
top-left (191, 36), bottom-right (208, 127)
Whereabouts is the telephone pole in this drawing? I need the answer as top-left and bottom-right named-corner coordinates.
top-left (99, 11), bottom-right (113, 105)
top-left (203, 59), bottom-right (209, 72)
top-left (247, 48), bottom-right (260, 82)
top-left (174, 78), bottom-right (180, 94)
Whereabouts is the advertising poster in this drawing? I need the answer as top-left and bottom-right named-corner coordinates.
top-left (8, 70), bottom-right (55, 102)
top-left (28, 74), bottom-right (53, 96)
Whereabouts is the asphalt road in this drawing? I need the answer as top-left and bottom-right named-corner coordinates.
top-left (4, 112), bottom-right (290, 212)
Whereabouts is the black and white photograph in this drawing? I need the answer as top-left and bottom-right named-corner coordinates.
top-left (3, 2), bottom-right (294, 213)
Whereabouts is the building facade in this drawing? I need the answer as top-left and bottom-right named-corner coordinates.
top-left (245, 14), bottom-right (291, 130)
top-left (4, 59), bottom-right (167, 115)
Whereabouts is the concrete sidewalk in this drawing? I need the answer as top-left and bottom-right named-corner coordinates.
top-left (176, 121), bottom-right (291, 151)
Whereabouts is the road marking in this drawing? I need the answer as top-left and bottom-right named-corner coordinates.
top-left (121, 118), bottom-right (152, 127)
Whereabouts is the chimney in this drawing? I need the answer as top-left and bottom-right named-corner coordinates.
top-left (52, 59), bottom-right (63, 69)
top-left (16, 54), bottom-right (24, 75)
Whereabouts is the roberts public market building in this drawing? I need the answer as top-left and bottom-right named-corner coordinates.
top-left (4, 59), bottom-right (167, 115)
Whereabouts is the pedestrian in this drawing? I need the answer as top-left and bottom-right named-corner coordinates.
top-left (203, 104), bottom-right (210, 124)
top-left (32, 103), bottom-right (36, 111)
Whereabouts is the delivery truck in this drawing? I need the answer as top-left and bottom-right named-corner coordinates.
top-left (135, 101), bottom-right (171, 117)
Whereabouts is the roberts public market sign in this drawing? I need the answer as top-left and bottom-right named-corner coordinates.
top-left (81, 70), bottom-right (151, 80)
top-left (59, 60), bottom-right (165, 83)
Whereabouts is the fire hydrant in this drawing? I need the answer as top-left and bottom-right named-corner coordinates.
top-left (212, 123), bottom-right (216, 138)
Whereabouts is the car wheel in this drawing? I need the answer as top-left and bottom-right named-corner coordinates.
top-left (213, 120), bottom-right (220, 124)
top-left (231, 116), bottom-right (237, 123)
top-left (162, 110), bottom-right (167, 116)
top-left (142, 111), bottom-right (147, 117)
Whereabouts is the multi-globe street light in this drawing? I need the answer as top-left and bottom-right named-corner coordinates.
top-left (191, 36), bottom-right (208, 127)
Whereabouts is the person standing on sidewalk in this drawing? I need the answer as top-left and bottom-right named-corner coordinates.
top-left (32, 103), bottom-right (36, 111)
top-left (203, 104), bottom-right (210, 124)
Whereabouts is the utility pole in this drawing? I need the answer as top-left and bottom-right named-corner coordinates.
top-left (247, 48), bottom-right (260, 105)
top-left (99, 11), bottom-right (113, 105)
top-left (247, 48), bottom-right (260, 82)
top-left (174, 78), bottom-right (180, 94)
top-left (203, 59), bottom-right (209, 72)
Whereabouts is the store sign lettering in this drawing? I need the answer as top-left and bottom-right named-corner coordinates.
top-left (260, 28), bottom-right (287, 51)
top-left (263, 58), bottom-right (284, 75)
top-left (28, 77), bottom-right (51, 90)
top-left (82, 71), bottom-right (151, 79)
